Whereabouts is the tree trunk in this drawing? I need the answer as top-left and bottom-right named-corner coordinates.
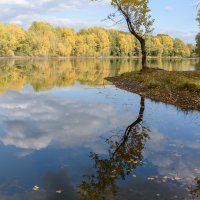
top-left (140, 39), bottom-right (147, 69)
top-left (124, 18), bottom-right (148, 70)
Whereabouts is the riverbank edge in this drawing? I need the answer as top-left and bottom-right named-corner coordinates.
top-left (106, 70), bottom-right (200, 112)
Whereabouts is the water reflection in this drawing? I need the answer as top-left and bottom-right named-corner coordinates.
top-left (0, 58), bottom-right (199, 199)
top-left (0, 88), bottom-right (132, 150)
top-left (0, 58), bottom-right (199, 93)
top-left (79, 97), bottom-right (149, 199)
top-left (0, 168), bottom-right (76, 200)
top-left (191, 178), bottom-right (200, 199)
top-left (41, 169), bottom-right (76, 200)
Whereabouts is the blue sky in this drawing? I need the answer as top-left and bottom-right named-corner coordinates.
top-left (0, 0), bottom-right (199, 43)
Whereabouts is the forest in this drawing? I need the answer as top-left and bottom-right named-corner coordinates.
top-left (0, 21), bottom-right (197, 58)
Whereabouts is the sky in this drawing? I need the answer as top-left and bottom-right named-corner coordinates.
top-left (0, 0), bottom-right (199, 44)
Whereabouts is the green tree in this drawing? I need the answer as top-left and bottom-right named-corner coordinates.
top-left (196, 9), bottom-right (200, 57)
top-left (187, 43), bottom-right (196, 57)
top-left (157, 34), bottom-right (174, 57)
top-left (196, 33), bottom-right (200, 57)
top-left (173, 38), bottom-right (190, 57)
top-left (118, 33), bottom-right (135, 56)
top-left (108, 29), bottom-right (121, 56)
top-left (151, 36), bottom-right (163, 57)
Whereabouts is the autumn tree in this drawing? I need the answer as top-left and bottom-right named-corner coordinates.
top-left (150, 36), bottom-right (163, 57)
top-left (173, 38), bottom-right (190, 57)
top-left (93, 0), bottom-right (154, 69)
top-left (28, 22), bottom-right (56, 56)
top-left (196, 9), bottom-right (200, 57)
top-left (55, 27), bottom-right (76, 56)
top-left (196, 33), bottom-right (200, 57)
top-left (0, 22), bottom-right (8, 56)
top-left (187, 44), bottom-right (196, 57)
top-left (157, 34), bottom-right (174, 57)
top-left (79, 28), bottom-right (110, 56)
top-left (118, 33), bottom-right (135, 56)
top-left (0, 21), bottom-right (193, 58)
top-left (108, 29), bottom-right (121, 56)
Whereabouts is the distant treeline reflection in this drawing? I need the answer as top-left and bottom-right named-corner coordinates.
top-left (0, 58), bottom-right (199, 93)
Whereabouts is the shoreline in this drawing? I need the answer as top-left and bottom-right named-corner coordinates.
top-left (0, 56), bottom-right (199, 61)
top-left (106, 69), bottom-right (200, 112)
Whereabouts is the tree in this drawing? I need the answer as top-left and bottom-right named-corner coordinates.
top-left (196, 10), bottom-right (200, 57)
top-left (0, 22), bottom-right (8, 56)
top-left (197, 9), bottom-right (200, 27)
top-left (173, 38), bottom-right (190, 57)
top-left (187, 44), bottom-right (196, 58)
top-left (151, 36), bottom-right (163, 57)
top-left (157, 34), bottom-right (174, 57)
top-left (108, 29), bottom-right (121, 56)
top-left (118, 33), bottom-right (135, 56)
top-left (0, 21), bottom-right (192, 58)
top-left (196, 33), bottom-right (200, 57)
top-left (74, 35), bottom-right (88, 56)
top-left (79, 28), bottom-right (110, 57)
top-left (93, 0), bottom-right (154, 69)
top-left (5, 24), bottom-right (25, 52)
top-left (55, 27), bottom-right (76, 56)
top-left (28, 22), bottom-right (56, 56)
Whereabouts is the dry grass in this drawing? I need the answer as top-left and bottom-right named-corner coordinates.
top-left (106, 69), bottom-right (200, 111)
top-left (121, 68), bottom-right (200, 92)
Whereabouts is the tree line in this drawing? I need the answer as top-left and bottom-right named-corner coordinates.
top-left (0, 21), bottom-right (197, 58)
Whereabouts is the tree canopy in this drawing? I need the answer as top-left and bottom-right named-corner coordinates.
top-left (0, 21), bottom-right (195, 58)
top-left (101, 0), bottom-right (155, 68)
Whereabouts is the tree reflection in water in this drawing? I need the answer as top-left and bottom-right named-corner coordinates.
top-left (79, 97), bottom-right (150, 200)
top-left (190, 178), bottom-right (200, 200)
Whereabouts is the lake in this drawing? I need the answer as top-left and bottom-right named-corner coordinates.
top-left (0, 58), bottom-right (200, 200)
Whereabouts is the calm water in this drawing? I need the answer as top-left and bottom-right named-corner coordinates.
top-left (0, 58), bottom-right (200, 200)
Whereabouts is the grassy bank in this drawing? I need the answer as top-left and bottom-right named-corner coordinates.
top-left (106, 68), bottom-right (200, 111)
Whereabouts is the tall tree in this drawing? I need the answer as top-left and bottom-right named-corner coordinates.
top-left (93, 0), bottom-right (154, 69)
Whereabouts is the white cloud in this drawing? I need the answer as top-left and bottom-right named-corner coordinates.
top-left (144, 129), bottom-right (200, 183)
top-left (0, 87), bottom-right (132, 151)
top-left (0, 0), bottom-right (109, 29)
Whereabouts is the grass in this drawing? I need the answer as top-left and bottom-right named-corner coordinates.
top-left (106, 68), bottom-right (200, 111)
top-left (120, 69), bottom-right (200, 93)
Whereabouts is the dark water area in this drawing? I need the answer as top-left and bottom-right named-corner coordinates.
top-left (0, 58), bottom-right (200, 200)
